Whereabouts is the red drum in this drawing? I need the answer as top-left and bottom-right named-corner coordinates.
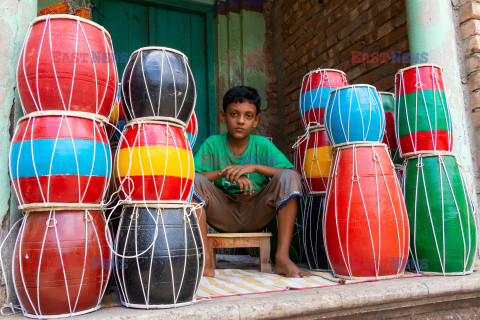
top-left (114, 121), bottom-right (194, 203)
top-left (17, 15), bottom-right (118, 118)
top-left (379, 92), bottom-right (401, 165)
top-left (324, 144), bottom-right (409, 279)
top-left (9, 115), bottom-right (111, 205)
top-left (13, 209), bottom-right (111, 318)
top-left (303, 127), bottom-right (332, 194)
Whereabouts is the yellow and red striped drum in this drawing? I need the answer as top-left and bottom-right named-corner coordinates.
top-left (302, 127), bottom-right (332, 195)
top-left (114, 120), bottom-right (194, 203)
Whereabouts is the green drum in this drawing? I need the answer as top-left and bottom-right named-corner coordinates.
top-left (404, 154), bottom-right (476, 274)
top-left (395, 65), bottom-right (453, 157)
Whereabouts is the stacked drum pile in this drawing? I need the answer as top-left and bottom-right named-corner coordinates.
top-left (323, 85), bottom-right (410, 280)
top-left (9, 15), bottom-right (117, 318)
top-left (395, 64), bottom-right (476, 275)
top-left (295, 69), bottom-right (348, 270)
top-left (113, 47), bottom-right (204, 308)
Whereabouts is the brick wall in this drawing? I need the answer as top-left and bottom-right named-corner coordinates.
top-left (460, 1), bottom-right (480, 136)
top-left (458, 0), bottom-right (480, 199)
top-left (270, 0), bottom-right (410, 159)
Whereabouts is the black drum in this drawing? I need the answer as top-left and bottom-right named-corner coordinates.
top-left (301, 195), bottom-right (329, 270)
top-left (114, 205), bottom-right (204, 308)
top-left (121, 47), bottom-right (196, 126)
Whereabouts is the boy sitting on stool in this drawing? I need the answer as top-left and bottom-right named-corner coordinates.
top-left (192, 86), bottom-right (310, 278)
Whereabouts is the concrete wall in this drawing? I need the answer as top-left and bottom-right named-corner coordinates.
top-left (271, 0), bottom-right (410, 159)
top-left (0, 0), bottom-right (37, 305)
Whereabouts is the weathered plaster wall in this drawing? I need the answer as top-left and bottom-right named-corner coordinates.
top-left (214, 0), bottom-right (277, 137)
top-left (0, 0), bottom-right (37, 305)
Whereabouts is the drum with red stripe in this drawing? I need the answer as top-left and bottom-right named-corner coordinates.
top-left (114, 121), bottom-right (194, 203)
top-left (13, 209), bottom-right (111, 318)
top-left (186, 112), bottom-right (198, 148)
top-left (107, 85), bottom-right (127, 145)
top-left (17, 15), bottom-right (118, 118)
top-left (395, 64), bottom-right (453, 157)
top-left (324, 144), bottom-right (409, 279)
top-left (299, 69), bottom-right (348, 128)
top-left (302, 127), bottom-right (332, 194)
top-left (379, 92), bottom-right (401, 165)
top-left (9, 115), bottom-right (111, 205)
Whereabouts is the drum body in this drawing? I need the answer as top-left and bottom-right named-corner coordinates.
top-left (325, 85), bottom-right (385, 146)
top-left (186, 112), bottom-right (198, 148)
top-left (122, 47), bottom-right (195, 126)
top-left (324, 145), bottom-right (409, 279)
top-left (115, 206), bottom-right (204, 308)
top-left (303, 127), bottom-right (332, 194)
top-left (299, 69), bottom-right (348, 127)
top-left (379, 92), bottom-right (401, 165)
top-left (17, 15), bottom-right (118, 118)
top-left (13, 210), bottom-right (111, 318)
top-left (302, 195), bottom-right (329, 270)
top-left (114, 122), bottom-right (194, 203)
top-left (9, 115), bottom-right (111, 205)
top-left (395, 64), bottom-right (453, 157)
top-left (108, 85), bottom-right (127, 144)
top-left (404, 155), bottom-right (476, 274)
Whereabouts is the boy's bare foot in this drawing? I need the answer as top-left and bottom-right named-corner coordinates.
top-left (203, 249), bottom-right (216, 277)
top-left (274, 255), bottom-right (311, 278)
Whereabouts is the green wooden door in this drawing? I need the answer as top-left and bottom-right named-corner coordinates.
top-left (93, 0), bottom-right (215, 152)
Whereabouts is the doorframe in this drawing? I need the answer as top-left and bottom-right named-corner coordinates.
top-left (92, 0), bottom-right (216, 136)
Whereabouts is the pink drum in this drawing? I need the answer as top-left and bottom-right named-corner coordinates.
top-left (17, 15), bottom-right (118, 118)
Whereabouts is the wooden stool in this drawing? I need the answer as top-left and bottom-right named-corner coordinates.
top-left (206, 233), bottom-right (272, 273)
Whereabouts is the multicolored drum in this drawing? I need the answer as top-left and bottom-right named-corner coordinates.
top-left (114, 121), bottom-right (194, 203)
top-left (9, 115), bottom-right (111, 205)
top-left (324, 144), bottom-right (409, 279)
top-left (108, 85), bottom-right (127, 144)
top-left (17, 15), bottom-right (118, 118)
top-left (121, 47), bottom-right (196, 126)
top-left (395, 64), bottom-right (453, 157)
top-left (299, 69), bottom-right (348, 128)
top-left (379, 92), bottom-right (401, 165)
top-left (302, 127), bottom-right (332, 194)
top-left (403, 154), bottom-right (476, 274)
top-left (13, 209), bottom-right (111, 318)
top-left (301, 195), bottom-right (329, 270)
top-left (186, 112), bottom-right (198, 148)
top-left (115, 205), bottom-right (204, 308)
top-left (325, 85), bottom-right (385, 146)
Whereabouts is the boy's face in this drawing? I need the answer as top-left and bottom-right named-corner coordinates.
top-left (221, 101), bottom-right (259, 140)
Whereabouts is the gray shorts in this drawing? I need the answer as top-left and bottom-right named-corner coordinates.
top-left (193, 169), bottom-right (302, 233)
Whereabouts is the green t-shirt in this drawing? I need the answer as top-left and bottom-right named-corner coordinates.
top-left (194, 134), bottom-right (294, 194)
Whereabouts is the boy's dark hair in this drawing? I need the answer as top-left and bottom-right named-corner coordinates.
top-left (222, 86), bottom-right (261, 115)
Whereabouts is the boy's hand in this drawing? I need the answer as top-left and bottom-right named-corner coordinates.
top-left (219, 164), bottom-right (256, 183)
top-left (235, 175), bottom-right (255, 195)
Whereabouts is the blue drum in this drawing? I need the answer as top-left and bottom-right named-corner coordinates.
top-left (325, 85), bottom-right (385, 146)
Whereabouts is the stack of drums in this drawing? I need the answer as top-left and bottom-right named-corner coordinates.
top-left (395, 64), bottom-right (476, 275)
top-left (294, 69), bottom-right (347, 270)
top-left (113, 47), bottom-right (204, 309)
top-left (9, 15), bottom-right (117, 318)
top-left (323, 84), bottom-right (409, 280)
top-left (379, 92), bottom-right (404, 186)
